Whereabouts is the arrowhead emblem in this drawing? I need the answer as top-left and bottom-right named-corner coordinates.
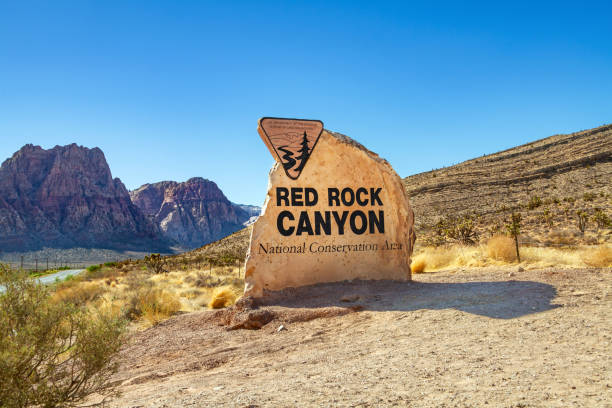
top-left (258, 117), bottom-right (324, 180)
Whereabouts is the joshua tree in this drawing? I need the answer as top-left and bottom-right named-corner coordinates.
top-left (506, 212), bottom-right (522, 262)
top-left (593, 209), bottom-right (611, 229)
top-left (576, 211), bottom-right (588, 233)
top-left (144, 253), bottom-right (166, 274)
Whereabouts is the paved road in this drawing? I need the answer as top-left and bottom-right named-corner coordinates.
top-left (0, 268), bottom-right (84, 293)
top-left (38, 269), bottom-right (84, 284)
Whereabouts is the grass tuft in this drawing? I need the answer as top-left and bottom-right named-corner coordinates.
top-left (208, 286), bottom-right (237, 309)
top-left (486, 235), bottom-right (517, 262)
top-left (136, 289), bottom-right (182, 326)
top-left (410, 256), bottom-right (426, 273)
top-left (581, 245), bottom-right (612, 267)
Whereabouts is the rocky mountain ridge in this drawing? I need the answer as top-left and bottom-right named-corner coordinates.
top-left (130, 178), bottom-right (252, 249)
top-left (0, 143), bottom-right (169, 252)
top-left (0, 144), bottom-right (258, 253)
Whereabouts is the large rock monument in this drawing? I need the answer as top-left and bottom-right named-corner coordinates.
top-left (244, 117), bottom-right (416, 297)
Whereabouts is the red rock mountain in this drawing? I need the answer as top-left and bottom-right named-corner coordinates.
top-left (130, 178), bottom-right (251, 249)
top-left (0, 144), bottom-right (170, 252)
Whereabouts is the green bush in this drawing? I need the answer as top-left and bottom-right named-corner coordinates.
top-left (0, 265), bottom-right (126, 408)
top-left (86, 264), bottom-right (101, 272)
top-left (593, 209), bottom-right (611, 229)
top-left (434, 215), bottom-right (478, 245)
top-left (527, 195), bottom-right (542, 210)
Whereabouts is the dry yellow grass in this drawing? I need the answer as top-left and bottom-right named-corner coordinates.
top-left (411, 242), bottom-right (612, 271)
top-left (410, 256), bottom-right (426, 273)
top-left (208, 286), bottom-right (237, 309)
top-left (53, 281), bottom-right (104, 305)
top-left (486, 235), bottom-right (517, 262)
top-left (137, 289), bottom-right (182, 326)
top-left (581, 245), bottom-right (612, 267)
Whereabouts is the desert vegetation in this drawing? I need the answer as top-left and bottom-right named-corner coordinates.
top-left (27, 228), bottom-right (252, 336)
top-left (0, 265), bottom-right (125, 408)
top-left (411, 240), bottom-right (611, 273)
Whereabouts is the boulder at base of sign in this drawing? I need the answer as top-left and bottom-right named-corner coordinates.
top-left (244, 130), bottom-right (416, 297)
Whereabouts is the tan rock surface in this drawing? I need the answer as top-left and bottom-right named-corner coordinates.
top-left (245, 129), bottom-right (416, 296)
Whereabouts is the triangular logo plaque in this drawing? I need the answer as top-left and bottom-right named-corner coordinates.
top-left (258, 117), bottom-right (324, 180)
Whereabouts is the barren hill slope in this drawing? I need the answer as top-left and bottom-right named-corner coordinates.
top-left (403, 124), bottom-right (612, 245)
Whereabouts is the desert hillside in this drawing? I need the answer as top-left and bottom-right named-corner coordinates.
top-left (403, 124), bottom-right (612, 246)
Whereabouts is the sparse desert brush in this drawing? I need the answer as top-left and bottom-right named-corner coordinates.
top-left (409, 246), bottom-right (460, 272)
top-left (0, 265), bottom-right (126, 407)
top-left (135, 289), bottom-right (182, 325)
top-left (84, 264), bottom-right (121, 281)
top-left (180, 288), bottom-right (203, 299)
top-left (527, 195), bottom-right (542, 210)
top-left (547, 229), bottom-right (578, 245)
top-left (486, 235), bottom-right (517, 262)
top-left (581, 245), bottom-right (612, 268)
top-left (208, 286), bottom-right (237, 309)
top-left (53, 281), bottom-right (105, 305)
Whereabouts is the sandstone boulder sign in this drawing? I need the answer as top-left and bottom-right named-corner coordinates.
top-left (244, 117), bottom-right (416, 297)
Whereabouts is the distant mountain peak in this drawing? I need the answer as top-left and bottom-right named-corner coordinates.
top-left (130, 178), bottom-right (252, 249)
top-left (0, 143), bottom-right (171, 252)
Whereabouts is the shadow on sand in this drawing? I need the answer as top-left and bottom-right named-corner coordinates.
top-left (259, 279), bottom-right (560, 319)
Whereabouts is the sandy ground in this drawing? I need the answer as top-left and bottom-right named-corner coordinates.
top-left (100, 267), bottom-right (611, 408)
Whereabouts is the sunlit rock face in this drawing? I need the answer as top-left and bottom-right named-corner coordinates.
top-left (244, 129), bottom-right (416, 297)
top-left (0, 144), bottom-right (168, 251)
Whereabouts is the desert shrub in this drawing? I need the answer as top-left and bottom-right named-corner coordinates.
top-left (123, 271), bottom-right (152, 292)
top-left (208, 286), bottom-right (237, 309)
top-left (547, 229), bottom-right (578, 245)
top-left (486, 235), bottom-right (517, 262)
top-left (527, 195), bottom-right (542, 210)
top-left (576, 211), bottom-right (588, 233)
top-left (0, 265), bottom-right (125, 408)
top-left (129, 289), bottom-right (181, 325)
top-left (194, 272), bottom-right (217, 288)
top-left (409, 247), bottom-right (459, 272)
top-left (53, 281), bottom-right (105, 306)
top-left (581, 246), bottom-right (612, 268)
top-left (593, 209), bottom-right (611, 229)
top-left (144, 253), bottom-right (166, 274)
top-left (582, 192), bottom-right (596, 202)
top-left (180, 289), bottom-right (203, 299)
top-left (103, 261), bottom-right (117, 267)
top-left (410, 255), bottom-right (426, 273)
top-left (541, 209), bottom-right (554, 227)
top-left (435, 215), bottom-right (478, 245)
top-left (86, 264), bottom-right (101, 273)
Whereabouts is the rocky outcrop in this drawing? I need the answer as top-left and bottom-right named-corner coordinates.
top-left (0, 144), bottom-right (170, 252)
top-left (130, 178), bottom-right (251, 249)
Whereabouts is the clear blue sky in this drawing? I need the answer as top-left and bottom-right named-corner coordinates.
top-left (1, 1), bottom-right (610, 206)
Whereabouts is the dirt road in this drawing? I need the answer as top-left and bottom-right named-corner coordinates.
top-left (103, 267), bottom-right (611, 407)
